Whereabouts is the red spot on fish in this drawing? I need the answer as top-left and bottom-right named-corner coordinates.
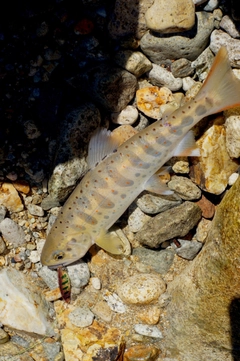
top-left (74, 19), bottom-right (94, 35)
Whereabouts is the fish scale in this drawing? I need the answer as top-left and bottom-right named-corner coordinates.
top-left (41, 47), bottom-right (240, 268)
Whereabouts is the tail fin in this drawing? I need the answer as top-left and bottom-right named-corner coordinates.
top-left (195, 47), bottom-right (240, 114)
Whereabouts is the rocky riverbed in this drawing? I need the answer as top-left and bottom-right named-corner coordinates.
top-left (1, 0), bottom-right (240, 360)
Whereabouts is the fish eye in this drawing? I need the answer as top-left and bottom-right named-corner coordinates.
top-left (53, 251), bottom-right (65, 261)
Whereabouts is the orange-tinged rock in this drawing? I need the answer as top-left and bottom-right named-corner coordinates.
top-left (0, 183), bottom-right (23, 212)
top-left (136, 305), bottom-right (161, 325)
top-left (196, 195), bottom-right (215, 219)
top-left (124, 344), bottom-right (160, 361)
top-left (136, 86), bottom-right (173, 119)
top-left (12, 179), bottom-right (30, 194)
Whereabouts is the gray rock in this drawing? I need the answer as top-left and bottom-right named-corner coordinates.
top-left (133, 247), bottom-right (175, 274)
top-left (38, 266), bottom-right (58, 290)
top-left (136, 192), bottom-right (182, 214)
top-left (67, 262), bottom-right (90, 289)
top-left (134, 324), bottom-right (163, 338)
top-left (68, 307), bottom-right (94, 328)
top-left (0, 206), bottom-right (7, 223)
top-left (27, 204), bottom-right (44, 217)
top-left (0, 218), bottom-right (25, 246)
top-left (220, 15), bottom-right (240, 39)
top-left (171, 58), bottom-right (194, 78)
top-left (191, 46), bottom-right (215, 81)
top-left (136, 201), bottom-right (202, 248)
top-left (173, 239), bottom-right (203, 260)
top-left (41, 195), bottom-right (60, 210)
top-left (148, 64), bottom-right (182, 91)
top-left (168, 176), bottom-right (201, 200)
top-left (140, 12), bottom-right (215, 64)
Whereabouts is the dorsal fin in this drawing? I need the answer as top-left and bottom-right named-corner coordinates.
top-left (86, 128), bottom-right (121, 169)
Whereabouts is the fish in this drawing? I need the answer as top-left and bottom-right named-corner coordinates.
top-left (41, 46), bottom-right (240, 268)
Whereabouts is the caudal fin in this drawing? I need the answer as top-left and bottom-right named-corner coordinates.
top-left (195, 47), bottom-right (240, 114)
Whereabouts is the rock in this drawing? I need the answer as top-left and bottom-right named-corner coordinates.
top-left (136, 192), bottom-right (182, 214)
top-left (196, 195), bottom-right (215, 219)
top-left (228, 172), bottom-right (239, 186)
top-left (190, 123), bottom-right (239, 194)
top-left (133, 248), bottom-right (175, 274)
top-left (108, 0), bottom-right (153, 40)
top-left (191, 46), bottom-right (215, 81)
top-left (128, 205), bottom-right (152, 232)
top-left (38, 266), bottom-right (59, 290)
top-left (136, 86), bottom-right (173, 119)
top-left (91, 301), bottom-right (113, 323)
top-left (0, 236), bottom-right (6, 255)
top-left (0, 328), bottom-right (9, 344)
top-left (124, 344), bottom-right (160, 361)
top-left (136, 201), bottom-right (202, 248)
top-left (220, 15), bottom-right (240, 39)
top-left (68, 307), bottom-right (94, 328)
top-left (67, 262), bottom-right (90, 289)
top-left (168, 176), bottom-right (201, 201)
top-left (148, 64), bottom-right (183, 91)
top-left (194, 218), bottom-right (212, 243)
top-left (117, 273), bottom-right (166, 305)
top-left (210, 29), bottom-right (240, 68)
top-left (203, 0), bottom-right (219, 11)
top-left (172, 159), bottom-right (189, 174)
top-left (48, 103), bottom-right (101, 202)
top-left (27, 204), bottom-right (44, 217)
top-left (41, 195), bottom-right (60, 210)
top-left (0, 206), bottom-right (7, 222)
top-left (171, 58), bottom-right (194, 78)
top-left (0, 183), bottom-right (23, 213)
top-left (134, 324), bottom-right (163, 338)
top-left (0, 268), bottom-right (54, 336)
top-left (145, 0), bottom-right (195, 33)
top-left (12, 179), bottom-right (30, 194)
top-left (174, 239), bottom-right (203, 260)
top-left (114, 50), bottom-right (152, 77)
top-left (111, 105), bottom-right (139, 125)
top-left (136, 305), bottom-right (161, 325)
top-left (103, 291), bottom-right (127, 313)
top-left (141, 12), bottom-right (215, 64)
top-left (76, 64), bottom-right (137, 112)
top-left (224, 107), bottom-right (240, 158)
top-left (0, 218), bottom-right (25, 246)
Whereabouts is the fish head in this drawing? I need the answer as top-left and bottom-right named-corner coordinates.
top-left (40, 231), bottom-right (93, 269)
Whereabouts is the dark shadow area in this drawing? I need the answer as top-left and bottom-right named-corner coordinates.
top-left (230, 298), bottom-right (240, 361)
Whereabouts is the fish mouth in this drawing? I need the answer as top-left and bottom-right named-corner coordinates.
top-left (47, 257), bottom-right (81, 269)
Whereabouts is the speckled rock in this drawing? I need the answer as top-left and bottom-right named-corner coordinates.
top-left (0, 268), bottom-right (54, 336)
top-left (27, 204), bottom-right (44, 217)
top-left (220, 15), bottom-right (240, 39)
top-left (174, 239), bottom-right (203, 260)
top-left (111, 105), bottom-right (139, 125)
top-left (210, 29), bottom-right (240, 68)
top-left (136, 86), bottom-right (173, 119)
top-left (68, 307), bottom-right (94, 328)
top-left (171, 58), bottom-right (194, 78)
top-left (191, 46), bottom-right (215, 81)
top-left (114, 50), bottom-right (152, 77)
top-left (171, 159), bottom-right (189, 174)
top-left (136, 192), bottom-right (182, 215)
top-left (141, 12), bottom-right (215, 64)
top-left (117, 273), bottom-right (166, 305)
top-left (136, 201), bottom-right (202, 248)
top-left (145, 0), bottom-right (195, 33)
top-left (190, 123), bottom-right (239, 194)
top-left (224, 107), bottom-right (240, 158)
top-left (0, 218), bottom-right (25, 246)
top-left (134, 324), bottom-right (163, 338)
top-left (148, 64), bottom-right (183, 91)
top-left (168, 176), bottom-right (201, 201)
top-left (48, 103), bottom-right (101, 202)
top-left (0, 183), bottom-right (23, 213)
top-left (128, 205), bottom-right (152, 232)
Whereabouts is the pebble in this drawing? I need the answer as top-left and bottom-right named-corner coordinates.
top-left (172, 159), bottom-right (189, 174)
top-left (124, 344), bottom-right (160, 361)
top-left (191, 46), bottom-right (215, 81)
top-left (173, 239), bottom-right (203, 260)
top-left (140, 12), bottom-right (215, 64)
top-left (148, 64), bottom-right (183, 92)
top-left (38, 266), bottom-right (59, 290)
top-left (0, 218), bottom-right (25, 246)
top-left (90, 277), bottom-right (101, 290)
top-left (194, 218), bottom-right (212, 243)
top-left (136, 305), bottom-right (161, 325)
top-left (136, 86), bottom-right (173, 119)
top-left (0, 183), bottom-right (23, 213)
top-left (220, 15), bottom-right (240, 39)
top-left (103, 290), bottom-right (127, 313)
top-left (228, 172), bottom-right (239, 186)
top-left (111, 105), bottom-right (138, 125)
top-left (91, 300), bottom-right (113, 322)
top-left (128, 205), bottom-right (152, 232)
top-left (133, 248), bottom-right (175, 274)
top-left (171, 58), bottom-right (194, 78)
top-left (0, 237), bottom-right (6, 254)
top-left (196, 195), bottom-right (215, 219)
top-left (68, 307), bottom-right (94, 328)
top-left (168, 176), bottom-right (201, 201)
top-left (0, 268), bottom-right (54, 336)
top-left (136, 202), bottom-right (202, 248)
top-left (210, 29), bottom-right (240, 68)
top-left (41, 195), bottom-right (61, 210)
top-left (134, 324), bottom-right (163, 339)
top-left (27, 204), bottom-right (44, 217)
top-left (117, 273), bottom-right (166, 305)
top-left (145, 0), bottom-right (195, 33)
top-left (12, 179), bottom-right (30, 194)
top-left (114, 50), bottom-right (152, 77)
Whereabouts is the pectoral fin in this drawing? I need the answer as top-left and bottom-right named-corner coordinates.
top-left (95, 229), bottom-right (124, 255)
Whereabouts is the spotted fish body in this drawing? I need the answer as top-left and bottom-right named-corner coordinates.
top-left (41, 47), bottom-right (240, 268)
